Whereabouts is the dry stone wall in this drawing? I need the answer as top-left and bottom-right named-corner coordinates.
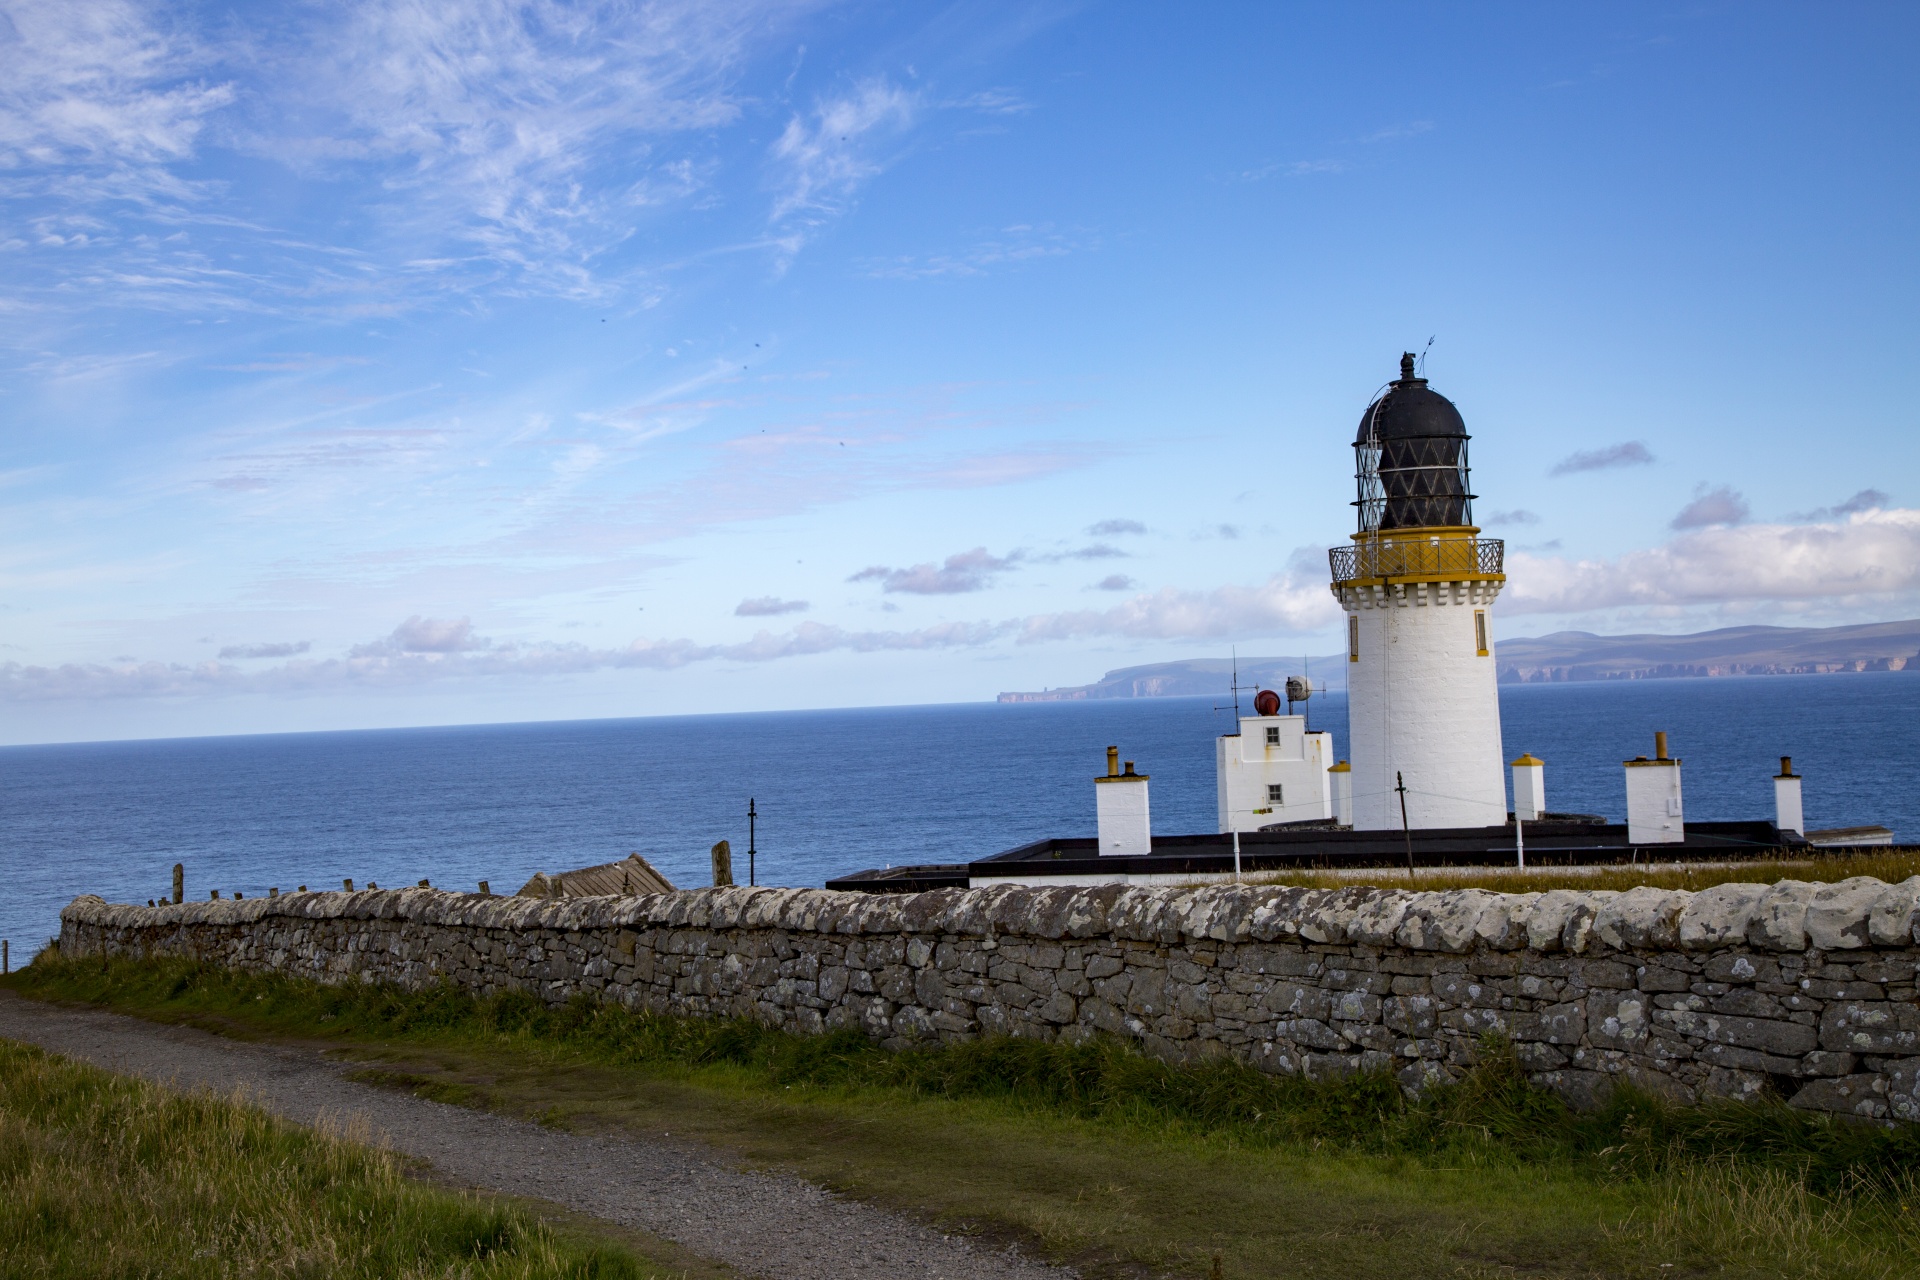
top-left (58, 877), bottom-right (1920, 1122)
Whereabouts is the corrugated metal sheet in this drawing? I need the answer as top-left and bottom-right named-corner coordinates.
top-left (515, 853), bottom-right (675, 898)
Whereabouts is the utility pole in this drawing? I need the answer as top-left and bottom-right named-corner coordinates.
top-left (1396, 771), bottom-right (1415, 879)
top-left (1228, 806), bottom-right (1276, 882)
top-left (747, 798), bottom-right (757, 887)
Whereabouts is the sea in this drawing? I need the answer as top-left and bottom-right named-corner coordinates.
top-left (3, 672), bottom-right (1916, 962)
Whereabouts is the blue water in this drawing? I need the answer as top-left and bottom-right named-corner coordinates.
top-left (2, 673), bottom-right (1915, 961)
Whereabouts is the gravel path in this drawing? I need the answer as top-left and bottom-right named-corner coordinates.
top-left (0, 992), bottom-right (1071, 1280)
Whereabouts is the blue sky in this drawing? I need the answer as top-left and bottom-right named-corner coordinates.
top-left (3, 1), bottom-right (1917, 743)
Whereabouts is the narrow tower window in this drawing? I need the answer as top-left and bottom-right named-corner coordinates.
top-left (1474, 610), bottom-right (1489, 656)
top-left (1265, 726), bottom-right (1280, 745)
top-left (1348, 615), bottom-right (1360, 662)
top-left (1267, 784), bottom-right (1284, 805)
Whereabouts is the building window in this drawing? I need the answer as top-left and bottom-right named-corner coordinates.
top-left (1265, 726), bottom-right (1280, 745)
top-left (1348, 615), bottom-right (1360, 662)
top-left (1267, 784), bottom-right (1284, 805)
top-left (1474, 610), bottom-right (1489, 656)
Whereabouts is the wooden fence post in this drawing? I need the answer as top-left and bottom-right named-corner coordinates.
top-left (172, 863), bottom-right (184, 905)
top-left (711, 840), bottom-right (734, 887)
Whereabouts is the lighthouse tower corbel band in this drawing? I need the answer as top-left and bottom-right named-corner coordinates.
top-left (1329, 354), bottom-right (1508, 830)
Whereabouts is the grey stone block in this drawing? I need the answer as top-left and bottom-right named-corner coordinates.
top-left (1820, 1001), bottom-right (1920, 1055)
top-left (1591, 887), bottom-right (1687, 952)
top-left (1655, 1008), bottom-right (1818, 1056)
top-left (1588, 993), bottom-right (1651, 1048)
top-left (1701, 1067), bottom-right (1771, 1103)
top-left (1790, 1074), bottom-right (1890, 1119)
top-left (1868, 878), bottom-right (1920, 948)
top-left (1636, 964), bottom-right (1692, 993)
top-left (1748, 881), bottom-right (1818, 952)
top-left (1677, 882), bottom-right (1769, 950)
top-left (1800, 1050), bottom-right (1857, 1077)
top-left (1513, 1003), bottom-right (1585, 1046)
top-left (1806, 877), bottom-right (1884, 951)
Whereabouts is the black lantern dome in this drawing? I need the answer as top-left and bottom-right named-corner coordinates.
top-left (1353, 353), bottom-right (1474, 532)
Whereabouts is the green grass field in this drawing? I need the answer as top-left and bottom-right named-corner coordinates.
top-left (1239, 847), bottom-right (1920, 895)
top-left (10, 952), bottom-right (1920, 1279)
top-left (0, 1033), bottom-right (678, 1279)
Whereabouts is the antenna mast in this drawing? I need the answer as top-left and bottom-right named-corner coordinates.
top-left (1212, 647), bottom-right (1253, 722)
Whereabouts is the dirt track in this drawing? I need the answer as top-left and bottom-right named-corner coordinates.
top-left (0, 991), bottom-right (1071, 1280)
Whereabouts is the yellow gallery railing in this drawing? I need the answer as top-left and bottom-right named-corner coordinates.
top-left (1328, 536), bottom-right (1505, 586)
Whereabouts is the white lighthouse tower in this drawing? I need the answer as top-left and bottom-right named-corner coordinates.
top-left (1329, 354), bottom-right (1508, 830)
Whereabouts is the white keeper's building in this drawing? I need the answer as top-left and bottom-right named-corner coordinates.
top-left (1215, 694), bottom-right (1335, 833)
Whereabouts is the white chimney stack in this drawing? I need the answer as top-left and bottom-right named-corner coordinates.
top-left (1774, 756), bottom-right (1804, 836)
top-left (1095, 745), bottom-right (1152, 856)
top-left (1511, 753), bottom-right (1545, 822)
top-left (1329, 760), bottom-right (1353, 827)
top-left (1624, 731), bottom-right (1685, 844)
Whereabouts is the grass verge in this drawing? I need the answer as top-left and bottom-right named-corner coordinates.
top-left (10, 953), bottom-right (1920, 1278)
top-left (0, 1032), bottom-right (673, 1279)
top-left (1237, 848), bottom-right (1920, 895)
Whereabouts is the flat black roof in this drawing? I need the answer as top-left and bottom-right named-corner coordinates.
top-left (824, 820), bottom-right (1816, 893)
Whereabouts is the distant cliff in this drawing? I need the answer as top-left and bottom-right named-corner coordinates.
top-left (998, 656), bottom-right (1344, 702)
top-left (1493, 619), bottom-right (1920, 683)
top-left (997, 619), bottom-right (1920, 702)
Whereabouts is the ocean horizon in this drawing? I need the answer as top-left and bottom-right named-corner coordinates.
top-left (4, 671), bottom-right (1915, 961)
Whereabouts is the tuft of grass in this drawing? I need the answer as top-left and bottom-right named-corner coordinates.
top-left (0, 1034), bottom-right (658, 1279)
top-left (1236, 847), bottom-right (1920, 895)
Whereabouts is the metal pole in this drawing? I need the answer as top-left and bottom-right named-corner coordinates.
top-left (1396, 770), bottom-right (1415, 878)
top-left (1232, 829), bottom-right (1241, 882)
top-left (3, 940), bottom-right (8, 975)
top-left (748, 798), bottom-right (757, 887)
top-left (1515, 812), bottom-right (1526, 871)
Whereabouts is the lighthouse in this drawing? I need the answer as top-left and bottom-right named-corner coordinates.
top-left (1329, 354), bottom-right (1508, 830)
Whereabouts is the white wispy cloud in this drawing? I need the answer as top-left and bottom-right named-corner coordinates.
top-left (0, 555), bottom-right (1356, 701)
top-left (275, 0), bottom-right (793, 295)
top-left (1670, 483), bottom-right (1749, 530)
top-left (1791, 488), bottom-right (1889, 521)
top-left (216, 639), bottom-right (310, 659)
top-left (0, 616), bottom-right (1011, 701)
top-left (952, 88), bottom-right (1031, 115)
top-left (769, 77), bottom-right (917, 223)
top-left (1505, 507), bottom-right (1920, 613)
top-left (1035, 543), bottom-right (1127, 562)
top-left (861, 223), bottom-right (1090, 279)
top-left (1233, 158), bottom-right (1344, 182)
top-left (735, 596), bottom-right (808, 616)
top-left (1550, 441), bottom-right (1655, 475)
top-left (1355, 120), bottom-right (1434, 144)
top-left (349, 615), bottom-right (489, 656)
top-left (848, 546), bottom-right (1018, 594)
top-left (0, 0), bottom-right (232, 172)
top-left (1017, 572), bottom-right (1339, 643)
top-left (0, 0), bottom-right (830, 315)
